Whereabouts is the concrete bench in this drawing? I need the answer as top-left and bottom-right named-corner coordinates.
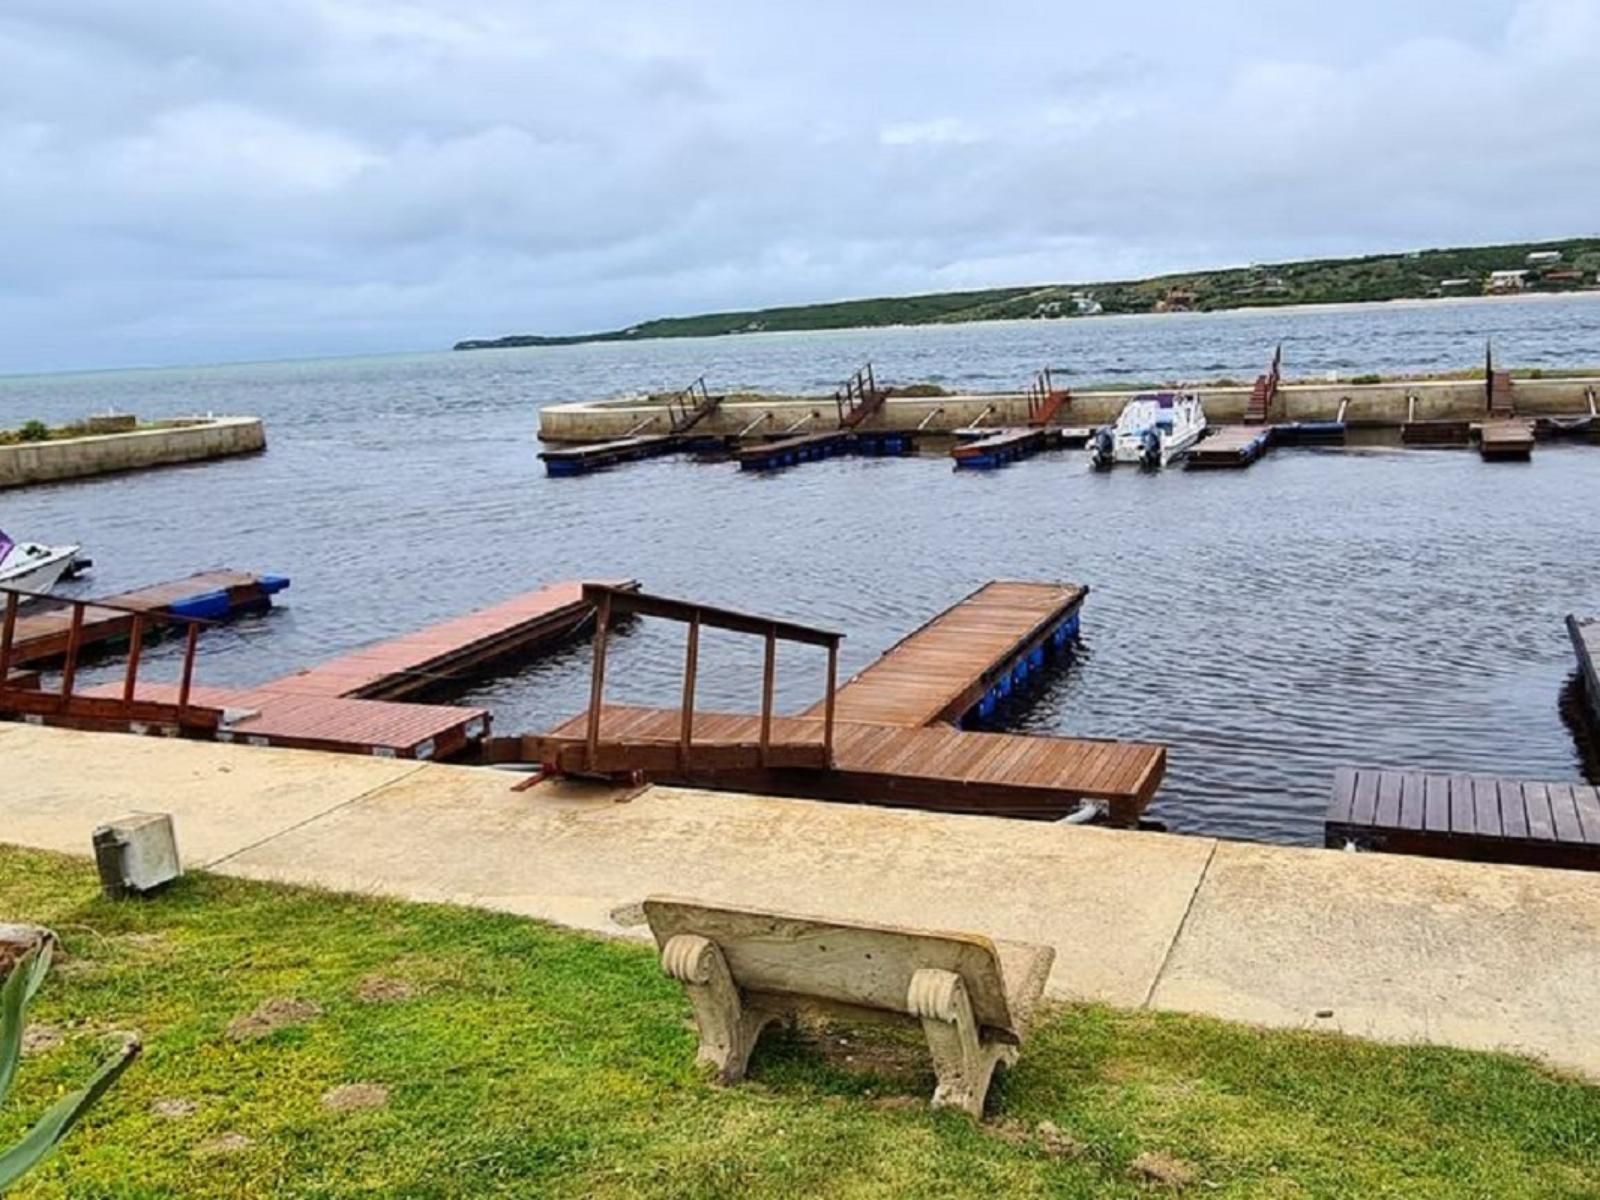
top-left (643, 896), bottom-right (1054, 1118)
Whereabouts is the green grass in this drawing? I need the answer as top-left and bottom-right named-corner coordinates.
top-left (2, 846), bottom-right (1597, 1199)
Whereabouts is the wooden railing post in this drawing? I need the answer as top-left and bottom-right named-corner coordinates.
top-left (176, 622), bottom-right (199, 718)
top-left (122, 615), bottom-right (145, 704)
top-left (823, 640), bottom-right (838, 766)
top-left (759, 630), bottom-right (776, 765)
top-left (0, 592), bottom-right (17, 687)
top-left (59, 602), bottom-right (85, 699)
top-left (679, 613), bottom-right (700, 769)
top-left (585, 591), bottom-right (612, 767)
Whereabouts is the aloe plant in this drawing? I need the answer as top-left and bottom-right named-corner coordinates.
top-left (1, 939), bottom-right (139, 1193)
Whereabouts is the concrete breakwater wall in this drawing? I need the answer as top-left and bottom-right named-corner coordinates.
top-left (0, 416), bottom-right (266, 489)
top-left (539, 376), bottom-right (1600, 442)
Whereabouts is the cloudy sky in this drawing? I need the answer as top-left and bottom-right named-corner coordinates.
top-left (3, 1), bottom-right (1597, 372)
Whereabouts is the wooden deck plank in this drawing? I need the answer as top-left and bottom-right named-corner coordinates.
top-left (1549, 784), bottom-right (1585, 844)
top-left (1398, 771), bottom-right (1426, 831)
top-left (1472, 776), bottom-right (1503, 839)
top-left (1499, 779), bottom-right (1529, 841)
top-left (1573, 786), bottom-right (1600, 846)
top-left (1523, 781), bottom-right (1556, 842)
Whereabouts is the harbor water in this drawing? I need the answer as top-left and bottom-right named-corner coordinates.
top-left (3, 295), bottom-right (1599, 845)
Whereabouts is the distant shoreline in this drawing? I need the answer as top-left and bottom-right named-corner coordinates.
top-left (455, 235), bottom-right (1600, 351)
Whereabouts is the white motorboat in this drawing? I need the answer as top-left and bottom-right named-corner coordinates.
top-left (0, 530), bottom-right (86, 601)
top-left (1088, 391), bottom-right (1207, 470)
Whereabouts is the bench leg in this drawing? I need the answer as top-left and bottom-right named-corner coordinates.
top-left (908, 968), bottom-right (1017, 1119)
top-left (660, 934), bottom-right (780, 1085)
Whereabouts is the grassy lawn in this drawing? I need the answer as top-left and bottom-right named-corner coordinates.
top-left (2, 846), bottom-right (1597, 1199)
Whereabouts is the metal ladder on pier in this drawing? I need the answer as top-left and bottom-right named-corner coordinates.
top-left (1486, 341), bottom-right (1515, 418)
top-left (665, 376), bottom-right (723, 434)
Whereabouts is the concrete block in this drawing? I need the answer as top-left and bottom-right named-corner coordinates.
top-left (93, 812), bottom-right (182, 898)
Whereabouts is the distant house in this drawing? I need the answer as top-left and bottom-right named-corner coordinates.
top-left (1438, 278), bottom-right (1473, 291)
top-left (1485, 269), bottom-right (1529, 294)
top-left (1527, 250), bottom-right (1564, 265)
top-left (1538, 269), bottom-right (1584, 287)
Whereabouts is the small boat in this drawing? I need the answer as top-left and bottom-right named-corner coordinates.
top-left (1089, 391), bottom-right (1207, 470)
top-left (0, 530), bottom-right (88, 601)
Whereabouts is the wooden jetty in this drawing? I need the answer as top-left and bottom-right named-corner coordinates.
top-left (487, 581), bottom-right (1163, 824)
top-left (523, 706), bottom-right (1163, 824)
top-left (809, 581), bottom-right (1086, 728)
top-left (736, 430), bottom-right (852, 471)
top-left (39, 578), bottom-right (621, 760)
top-left (1327, 766), bottom-right (1600, 871)
top-left (540, 434), bottom-right (678, 477)
top-left (1569, 615), bottom-right (1600, 728)
top-left (1478, 419), bottom-right (1535, 461)
top-left (266, 579), bottom-right (633, 700)
top-left (1186, 426), bottom-right (1272, 469)
top-left (2, 571), bottom-right (288, 667)
top-left (951, 427), bottom-right (1047, 469)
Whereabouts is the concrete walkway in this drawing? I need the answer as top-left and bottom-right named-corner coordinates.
top-left (3, 723), bottom-right (1597, 1078)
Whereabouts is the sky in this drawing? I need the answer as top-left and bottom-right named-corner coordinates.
top-left (2, 0), bottom-right (1598, 373)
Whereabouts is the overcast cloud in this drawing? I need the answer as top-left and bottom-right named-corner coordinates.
top-left (2, 0), bottom-right (1597, 372)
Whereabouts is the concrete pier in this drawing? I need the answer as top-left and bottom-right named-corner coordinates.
top-left (538, 376), bottom-right (1600, 443)
top-left (3, 722), bottom-right (1598, 1079)
top-left (0, 416), bottom-right (265, 488)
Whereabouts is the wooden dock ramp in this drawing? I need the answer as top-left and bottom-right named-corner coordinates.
top-left (810, 581), bottom-right (1086, 728)
top-left (1327, 766), bottom-right (1600, 870)
top-left (1187, 427), bottom-right (1272, 470)
top-left (488, 580), bottom-right (1164, 825)
top-left (1478, 420), bottom-right (1535, 461)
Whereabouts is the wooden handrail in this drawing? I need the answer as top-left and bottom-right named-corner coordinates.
top-left (0, 582), bottom-right (223, 626)
top-left (581, 584), bottom-right (842, 648)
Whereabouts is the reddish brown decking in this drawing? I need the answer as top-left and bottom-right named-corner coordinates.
top-left (808, 581), bottom-right (1086, 728)
top-left (266, 579), bottom-right (632, 700)
top-left (1478, 420), bottom-right (1535, 461)
top-left (523, 704), bottom-right (1164, 824)
top-left (1327, 766), bottom-right (1600, 871)
top-left (6, 571), bottom-right (283, 666)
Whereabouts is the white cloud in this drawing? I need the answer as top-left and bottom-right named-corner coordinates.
top-left (0, 0), bottom-right (1596, 372)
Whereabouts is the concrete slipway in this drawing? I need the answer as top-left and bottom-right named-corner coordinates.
top-left (2, 723), bottom-right (1596, 1077)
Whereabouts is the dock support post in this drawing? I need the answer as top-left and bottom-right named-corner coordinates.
top-left (823, 641), bottom-right (838, 766)
top-left (59, 602), bottom-right (85, 699)
top-left (679, 614), bottom-right (700, 769)
top-left (122, 616), bottom-right (145, 704)
top-left (176, 623), bottom-right (199, 719)
top-left (759, 631), bottom-right (776, 765)
top-left (0, 592), bottom-right (16, 686)
top-left (586, 591), bottom-right (613, 766)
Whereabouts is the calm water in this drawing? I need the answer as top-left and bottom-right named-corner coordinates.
top-left (3, 296), bottom-right (1599, 845)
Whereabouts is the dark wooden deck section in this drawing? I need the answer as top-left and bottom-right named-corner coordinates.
top-left (809, 581), bottom-right (1087, 728)
top-left (1402, 420), bottom-right (1471, 446)
top-left (540, 435), bottom-right (678, 476)
top-left (1478, 420), bottom-right (1535, 461)
top-left (5, 571), bottom-right (287, 666)
top-left (266, 579), bottom-right (631, 700)
top-left (1185, 426), bottom-right (1272, 470)
top-left (526, 705), bottom-right (1164, 824)
top-left (1569, 615), bottom-right (1600, 728)
top-left (951, 428), bottom-right (1047, 469)
top-left (736, 430), bottom-right (852, 470)
top-left (1326, 766), bottom-right (1600, 870)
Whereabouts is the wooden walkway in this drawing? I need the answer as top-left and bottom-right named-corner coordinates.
top-left (6, 571), bottom-right (288, 666)
top-left (809, 581), bottom-right (1086, 728)
top-left (527, 705), bottom-right (1164, 823)
top-left (736, 431), bottom-right (851, 470)
top-left (1186, 426), bottom-right (1272, 469)
top-left (86, 682), bottom-right (488, 760)
top-left (1570, 615), bottom-right (1600, 728)
top-left (1479, 420), bottom-right (1535, 461)
top-left (266, 579), bottom-right (631, 700)
top-left (951, 428), bottom-right (1047, 469)
top-left (1327, 766), bottom-right (1600, 870)
top-left (540, 435), bottom-right (679, 476)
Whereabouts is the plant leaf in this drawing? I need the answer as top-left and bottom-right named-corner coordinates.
top-left (0, 1037), bottom-right (140, 1193)
top-left (0, 943), bottom-right (53, 1111)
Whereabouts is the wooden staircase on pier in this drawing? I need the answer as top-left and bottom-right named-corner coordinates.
top-left (835, 363), bottom-right (892, 430)
top-left (1244, 345), bottom-right (1282, 425)
top-left (666, 375), bottom-right (723, 434)
top-left (1027, 367), bottom-right (1071, 427)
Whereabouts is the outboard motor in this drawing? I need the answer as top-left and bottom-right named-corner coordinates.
top-left (1090, 427), bottom-right (1114, 470)
top-left (1138, 428), bottom-right (1161, 470)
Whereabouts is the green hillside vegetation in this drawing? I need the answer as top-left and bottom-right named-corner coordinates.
top-left (456, 236), bottom-right (1600, 350)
